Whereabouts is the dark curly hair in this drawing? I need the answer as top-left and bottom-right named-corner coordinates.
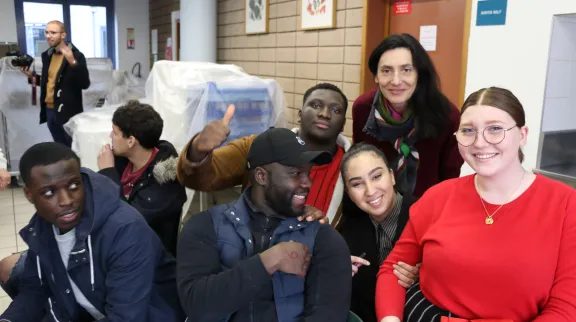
top-left (112, 100), bottom-right (163, 149)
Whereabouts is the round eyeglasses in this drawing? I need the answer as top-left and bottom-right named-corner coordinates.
top-left (454, 125), bottom-right (517, 147)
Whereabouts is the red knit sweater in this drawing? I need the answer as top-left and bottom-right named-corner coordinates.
top-left (376, 174), bottom-right (576, 322)
top-left (352, 89), bottom-right (463, 197)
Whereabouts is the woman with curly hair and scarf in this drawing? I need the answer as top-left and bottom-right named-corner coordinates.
top-left (352, 34), bottom-right (463, 197)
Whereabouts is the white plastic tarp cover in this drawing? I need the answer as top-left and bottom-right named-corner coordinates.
top-left (64, 100), bottom-right (147, 171)
top-left (65, 61), bottom-right (287, 171)
top-left (145, 61), bottom-right (287, 151)
top-left (0, 56), bottom-right (114, 171)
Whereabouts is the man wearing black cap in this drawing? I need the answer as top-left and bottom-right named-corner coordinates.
top-left (177, 127), bottom-right (352, 322)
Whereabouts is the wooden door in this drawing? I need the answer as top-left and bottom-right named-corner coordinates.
top-left (361, 0), bottom-right (472, 107)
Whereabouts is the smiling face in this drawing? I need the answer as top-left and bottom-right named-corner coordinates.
top-left (457, 105), bottom-right (528, 178)
top-left (299, 89), bottom-right (346, 142)
top-left (374, 47), bottom-right (418, 110)
top-left (261, 163), bottom-right (312, 218)
top-left (24, 159), bottom-right (85, 234)
top-left (344, 151), bottom-right (396, 220)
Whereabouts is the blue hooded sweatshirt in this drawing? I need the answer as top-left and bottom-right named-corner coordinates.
top-left (0, 168), bottom-right (185, 322)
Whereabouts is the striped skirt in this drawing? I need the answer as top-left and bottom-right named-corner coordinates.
top-left (403, 282), bottom-right (457, 322)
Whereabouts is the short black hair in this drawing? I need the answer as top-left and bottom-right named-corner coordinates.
top-left (20, 142), bottom-right (81, 186)
top-left (368, 34), bottom-right (452, 138)
top-left (302, 83), bottom-right (348, 111)
top-left (340, 142), bottom-right (389, 179)
top-left (112, 100), bottom-right (163, 149)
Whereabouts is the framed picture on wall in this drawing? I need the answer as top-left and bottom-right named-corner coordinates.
top-left (301, 0), bottom-right (336, 30)
top-left (245, 0), bottom-right (269, 34)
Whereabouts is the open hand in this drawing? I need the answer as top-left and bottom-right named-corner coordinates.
top-left (297, 205), bottom-right (329, 225)
top-left (393, 262), bottom-right (421, 288)
top-left (58, 43), bottom-right (74, 63)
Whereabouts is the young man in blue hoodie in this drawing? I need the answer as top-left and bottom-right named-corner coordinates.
top-left (0, 142), bottom-right (184, 322)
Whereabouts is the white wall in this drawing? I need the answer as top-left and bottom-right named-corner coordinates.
top-left (0, 0), bottom-right (17, 43)
top-left (462, 0), bottom-right (576, 175)
top-left (115, 0), bottom-right (150, 78)
top-left (541, 15), bottom-right (576, 133)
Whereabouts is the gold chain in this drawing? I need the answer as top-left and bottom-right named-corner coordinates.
top-left (475, 171), bottom-right (526, 225)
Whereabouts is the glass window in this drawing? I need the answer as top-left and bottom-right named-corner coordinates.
top-left (70, 5), bottom-right (108, 58)
top-left (23, 2), bottom-right (64, 57)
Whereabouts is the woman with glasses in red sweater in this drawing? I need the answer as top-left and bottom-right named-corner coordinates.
top-left (376, 87), bottom-right (576, 322)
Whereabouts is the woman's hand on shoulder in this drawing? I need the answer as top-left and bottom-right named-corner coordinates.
top-left (297, 205), bottom-right (329, 225)
top-left (393, 261), bottom-right (421, 288)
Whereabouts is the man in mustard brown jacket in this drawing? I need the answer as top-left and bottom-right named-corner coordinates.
top-left (177, 83), bottom-right (351, 224)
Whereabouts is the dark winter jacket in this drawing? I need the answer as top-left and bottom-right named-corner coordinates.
top-left (98, 140), bottom-right (187, 256)
top-left (34, 42), bottom-right (90, 125)
top-left (0, 168), bottom-right (185, 322)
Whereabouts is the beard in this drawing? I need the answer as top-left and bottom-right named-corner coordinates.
top-left (264, 180), bottom-right (305, 218)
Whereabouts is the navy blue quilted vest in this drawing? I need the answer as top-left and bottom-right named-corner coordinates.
top-left (209, 194), bottom-right (320, 322)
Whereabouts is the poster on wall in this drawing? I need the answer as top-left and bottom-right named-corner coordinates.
top-left (301, 0), bottom-right (336, 30)
top-left (165, 37), bottom-right (173, 61)
top-left (419, 25), bottom-right (437, 51)
top-left (245, 0), bottom-right (269, 34)
top-left (393, 0), bottom-right (412, 15)
top-left (127, 28), bottom-right (135, 50)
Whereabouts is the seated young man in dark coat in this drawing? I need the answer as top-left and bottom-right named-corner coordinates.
top-left (177, 127), bottom-right (353, 322)
top-left (0, 142), bottom-right (184, 322)
top-left (97, 100), bottom-right (187, 256)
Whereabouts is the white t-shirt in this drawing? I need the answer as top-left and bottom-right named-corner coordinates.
top-left (53, 226), bottom-right (105, 320)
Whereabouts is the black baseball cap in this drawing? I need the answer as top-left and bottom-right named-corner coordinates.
top-left (246, 128), bottom-right (333, 170)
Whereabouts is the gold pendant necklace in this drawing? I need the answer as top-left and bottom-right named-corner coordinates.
top-left (476, 171), bottom-right (526, 225)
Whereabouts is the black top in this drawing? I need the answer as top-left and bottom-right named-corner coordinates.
top-left (339, 192), bottom-right (414, 322)
top-left (98, 140), bottom-right (187, 257)
top-left (177, 194), bottom-right (352, 322)
top-left (36, 43), bottom-right (90, 125)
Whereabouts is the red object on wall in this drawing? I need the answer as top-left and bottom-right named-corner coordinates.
top-left (393, 0), bottom-right (412, 15)
top-left (165, 38), bottom-right (173, 61)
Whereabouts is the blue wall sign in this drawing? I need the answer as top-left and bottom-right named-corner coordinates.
top-left (476, 0), bottom-right (508, 26)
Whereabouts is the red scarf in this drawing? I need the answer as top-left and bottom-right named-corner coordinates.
top-left (120, 148), bottom-right (159, 198)
top-left (306, 146), bottom-right (345, 214)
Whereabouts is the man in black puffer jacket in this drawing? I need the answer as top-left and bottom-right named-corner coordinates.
top-left (97, 100), bottom-right (187, 257)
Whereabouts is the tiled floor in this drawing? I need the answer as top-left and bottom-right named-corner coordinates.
top-left (0, 186), bottom-right (35, 313)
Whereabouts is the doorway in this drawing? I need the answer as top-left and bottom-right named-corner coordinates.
top-left (360, 0), bottom-right (472, 107)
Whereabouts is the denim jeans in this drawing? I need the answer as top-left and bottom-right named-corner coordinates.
top-left (0, 250), bottom-right (27, 299)
top-left (46, 108), bottom-right (72, 148)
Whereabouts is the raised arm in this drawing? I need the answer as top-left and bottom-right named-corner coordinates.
top-left (177, 105), bottom-right (256, 191)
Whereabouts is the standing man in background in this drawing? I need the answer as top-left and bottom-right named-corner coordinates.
top-left (20, 20), bottom-right (90, 148)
